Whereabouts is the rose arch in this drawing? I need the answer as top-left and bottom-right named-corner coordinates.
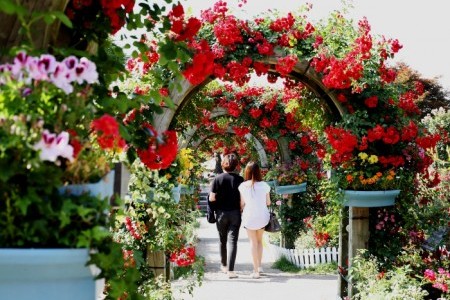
top-left (185, 124), bottom-right (270, 167)
top-left (122, 2), bottom-right (438, 298)
top-left (154, 58), bottom-right (344, 133)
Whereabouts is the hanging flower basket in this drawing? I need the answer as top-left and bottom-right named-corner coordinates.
top-left (343, 190), bottom-right (401, 207)
top-left (274, 182), bottom-right (307, 195)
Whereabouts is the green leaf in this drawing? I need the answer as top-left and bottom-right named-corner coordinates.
top-left (139, 3), bottom-right (150, 11)
top-left (159, 41), bottom-right (177, 60)
top-left (159, 55), bottom-right (168, 65)
top-left (43, 14), bottom-right (55, 25)
top-left (0, 0), bottom-right (23, 15)
top-left (51, 11), bottom-right (73, 29)
top-left (163, 96), bottom-right (175, 109)
top-left (15, 197), bottom-right (32, 215)
top-left (59, 212), bottom-right (71, 228)
top-left (119, 124), bottom-right (132, 141)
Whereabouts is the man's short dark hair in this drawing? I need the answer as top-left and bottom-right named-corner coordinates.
top-left (221, 154), bottom-right (238, 172)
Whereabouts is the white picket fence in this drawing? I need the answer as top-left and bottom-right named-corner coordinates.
top-left (268, 243), bottom-right (338, 269)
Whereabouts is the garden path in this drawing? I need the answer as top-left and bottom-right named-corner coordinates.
top-left (173, 218), bottom-right (338, 300)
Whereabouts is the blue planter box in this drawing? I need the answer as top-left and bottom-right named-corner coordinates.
top-left (266, 180), bottom-right (277, 188)
top-left (0, 248), bottom-right (99, 300)
top-left (172, 186), bottom-right (181, 203)
top-left (274, 183), bottom-right (307, 195)
top-left (180, 185), bottom-right (195, 195)
top-left (343, 190), bottom-right (400, 207)
top-left (58, 170), bottom-right (115, 199)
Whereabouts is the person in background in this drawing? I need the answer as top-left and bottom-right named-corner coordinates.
top-left (209, 153), bottom-right (244, 279)
top-left (213, 152), bottom-right (223, 175)
top-left (238, 161), bottom-right (271, 279)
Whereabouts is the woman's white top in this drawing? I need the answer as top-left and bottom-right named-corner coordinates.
top-left (238, 181), bottom-right (270, 230)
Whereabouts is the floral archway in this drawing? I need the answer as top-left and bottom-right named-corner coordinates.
top-left (124, 1), bottom-right (440, 296)
top-left (1, 0), bottom-right (445, 298)
top-left (128, 1), bottom-right (435, 194)
top-left (189, 129), bottom-right (270, 167)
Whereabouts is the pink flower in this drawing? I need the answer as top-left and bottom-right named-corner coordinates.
top-left (51, 63), bottom-right (74, 94)
top-left (424, 269), bottom-right (436, 282)
top-left (433, 282), bottom-right (448, 293)
top-left (275, 200), bottom-right (282, 206)
top-left (33, 130), bottom-right (74, 163)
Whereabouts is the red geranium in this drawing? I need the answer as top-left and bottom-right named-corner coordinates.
top-left (91, 114), bottom-right (126, 150)
top-left (169, 246), bottom-right (196, 267)
top-left (325, 126), bottom-right (358, 155)
top-left (213, 16), bottom-right (243, 46)
top-left (137, 124), bottom-right (178, 170)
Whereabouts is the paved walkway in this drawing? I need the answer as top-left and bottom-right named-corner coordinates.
top-left (174, 218), bottom-right (338, 300)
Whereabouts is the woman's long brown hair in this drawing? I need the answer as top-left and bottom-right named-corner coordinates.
top-left (244, 161), bottom-right (262, 187)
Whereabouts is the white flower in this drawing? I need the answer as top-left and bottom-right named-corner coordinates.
top-left (37, 54), bottom-right (57, 78)
top-left (50, 63), bottom-right (73, 94)
top-left (62, 56), bottom-right (79, 82)
top-left (78, 57), bottom-right (98, 84)
top-left (33, 130), bottom-right (74, 162)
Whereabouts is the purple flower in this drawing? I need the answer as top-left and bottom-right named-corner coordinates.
top-left (11, 51), bottom-right (32, 84)
top-left (62, 56), bottom-right (78, 82)
top-left (21, 87), bottom-right (32, 97)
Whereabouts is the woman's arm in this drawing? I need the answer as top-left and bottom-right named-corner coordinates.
top-left (266, 193), bottom-right (271, 206)
top-left (240, 193), bottom-right (245, 213)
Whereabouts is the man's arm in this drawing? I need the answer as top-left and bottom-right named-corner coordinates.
top-left (209, 192), bottom-right (216, 202)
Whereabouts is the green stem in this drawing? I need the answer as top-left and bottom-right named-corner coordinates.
top-left (5, 192), bottom-right (15, 241)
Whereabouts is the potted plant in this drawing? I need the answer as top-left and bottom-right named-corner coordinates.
top-left (322, 76), bottom-right (438, 207)
top-left (264, 156), bottom-right (308, 195)
top-left (0, 51), bottom-right (127, 299)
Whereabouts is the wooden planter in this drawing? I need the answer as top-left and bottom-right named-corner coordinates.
top-left (147, 249), bottom-right (168, 279)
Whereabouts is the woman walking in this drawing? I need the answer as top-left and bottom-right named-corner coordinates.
top-left (238, 161), bottom-right (271, 279)
top-left (209, 153), bottom-right (244, 278)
